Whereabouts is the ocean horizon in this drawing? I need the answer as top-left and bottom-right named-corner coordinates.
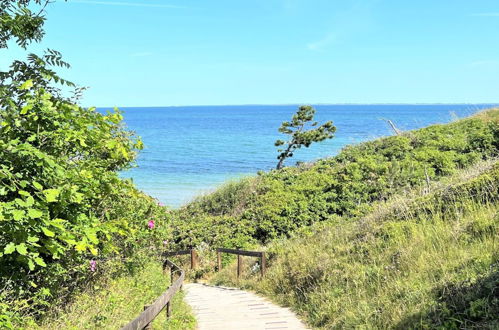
top-left (108, 104), bottom-right (497, 208)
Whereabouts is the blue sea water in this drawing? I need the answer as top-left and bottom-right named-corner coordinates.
top-left (110, 104), bottom-right (495, 208)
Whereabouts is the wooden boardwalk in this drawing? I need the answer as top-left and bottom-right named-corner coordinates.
top-left (184, 283), bottom-right (308, 330)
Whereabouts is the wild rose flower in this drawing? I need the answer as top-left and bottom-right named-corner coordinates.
top-left (89, 260), bottom-right (96, 272)
top-left (148, 220), bottom-right (155, 229)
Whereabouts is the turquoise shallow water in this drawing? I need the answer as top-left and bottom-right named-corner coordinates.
top-left (108, 104), bottom-right (495, 208)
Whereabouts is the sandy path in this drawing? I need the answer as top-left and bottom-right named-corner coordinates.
top-left (184, 283), bottom-right (308, 330)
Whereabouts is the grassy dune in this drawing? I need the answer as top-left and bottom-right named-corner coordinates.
top-left (201, 110), bottom-right (499, 328)
top-left (173, 109), bottom-right (499, 250)
top-left (211, 159), bottom-right (499, 328)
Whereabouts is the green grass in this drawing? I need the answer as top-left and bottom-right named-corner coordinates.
top-left (210, 160), bottom-right (499, 329)
top-left (19, 261), bottom-right (196, 330)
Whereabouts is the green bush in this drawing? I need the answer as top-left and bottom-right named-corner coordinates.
top-left (0, 84), bottom-right (171, 325)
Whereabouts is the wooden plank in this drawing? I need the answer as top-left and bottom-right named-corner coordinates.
top-left (166, 301), bottom-right (171, 318)
top-left (190, 249), bottom-right (198, 269)
top-left (260, 252), bottom-right (266, 277)
top-left (121, 265), bottom-right (185, 330)
top-left (216, 248), bottom-right (263, 257)
top-left (143, 305), bottom-right (152, 329)
top-left (217, 251), bottom-right (222, 271)
top-left (237, 254), bottom-right (242, 278)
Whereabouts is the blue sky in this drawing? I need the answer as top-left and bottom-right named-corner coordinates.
top-left (2, 0), bottom-right (499, 106)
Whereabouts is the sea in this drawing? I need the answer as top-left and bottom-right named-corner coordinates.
top-left (105, 104), bottom-right (496, 208)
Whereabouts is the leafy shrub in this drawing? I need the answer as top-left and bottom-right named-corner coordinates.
top-left (0, 83), bottom-right (171, 324)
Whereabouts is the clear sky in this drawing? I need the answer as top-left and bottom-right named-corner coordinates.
top-left (2, 0), bottom-right (499, 106)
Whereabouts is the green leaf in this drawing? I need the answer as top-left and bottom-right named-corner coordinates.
top-left (20, 104), bottom-right (33, 115)
top-left (4, 242), bottom-right (16, 254)
top-left (43, 189), bottom-right (60, 202)
top-left (27, 236), bottom-right (39, 243)
top-left (41, 227), bottom-right (55, 237)
top-left (18, 190), bottom-right (31, 197)
top-left (25, 196), bottom-right (34, 207)
top-left (28, 209), bottom-right (43, 219)
top-left (14, 198), bottom-right (26, 207)
top-left (33, 181), bottom-right (43, 190)
top-left (20, 80), bottom-right (33, 90)
top-left (34, 257), bottom-right (47, 267)
top-left (12, 209), bottom-right (24, 221)
top-left (28, 259), bottom-right (35, 271)
top-left (49, 218), bottom-right (66, 229)
top-left (16, 243), bottom-right (28, 255)
top-left (75, 242), bottom-right (87, 252)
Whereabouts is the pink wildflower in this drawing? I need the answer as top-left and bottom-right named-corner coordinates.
top-left (148, 220), bottom-right (155, 229)
top-left (89, 260), bottom-right (96, 272)
top-left (163, 240), bottom-right (168, 246)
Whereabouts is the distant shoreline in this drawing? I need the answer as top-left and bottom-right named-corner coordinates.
top-left (95, 103), bottom-right (499, 109)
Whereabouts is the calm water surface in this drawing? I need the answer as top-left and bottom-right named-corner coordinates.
top-left (106, 104), bottom-right (495, 207)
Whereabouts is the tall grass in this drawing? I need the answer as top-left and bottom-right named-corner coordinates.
top-left (18, 260), bottom-right (196, 330)
top-left (211, 160), bottom-right (499, 329)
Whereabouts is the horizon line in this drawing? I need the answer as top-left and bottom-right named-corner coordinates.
top-left (92, 102), bottom-right (499, 109)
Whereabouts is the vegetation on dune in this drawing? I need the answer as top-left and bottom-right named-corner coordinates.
top-left (172, 109), bottom-right (499, 248)
top-left (170, 109), bottom-right (499, 328)
top-left (211, 159), bottom-right (499, 329)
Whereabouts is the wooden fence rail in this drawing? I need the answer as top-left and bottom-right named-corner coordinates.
top-left (216, 248), bottom-right (266, 278)
top-left (163, 248), bottom-right (198, 269)
top-left (121, 247), bottom-right (266, 329)
top-left (121, 259), bottom-right (184, 330)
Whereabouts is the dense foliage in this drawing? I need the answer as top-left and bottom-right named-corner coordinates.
top-left (173, 110), bottom-right (499, 247)
top-left (212, 158), bottom-right (499, 328)
top-left (0, 81), bottom-right (173, 326)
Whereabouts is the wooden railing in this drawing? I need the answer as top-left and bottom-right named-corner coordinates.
top-left (121, 259), bottom-right (184, 330)
top-left (121, 247), bottom-right (265, 329)
top-left (164, 248), bottom-right (198, 269)
top-left (216, 248), bottom-right (266, 278)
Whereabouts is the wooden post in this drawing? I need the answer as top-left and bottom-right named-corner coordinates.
top-left (143, 305), bottom-right (152, 329)
top-left (166, 301), bottom-right (172, 318)
top-left (190, 249), bottom-right (197, 269)
top-left (237, 254), bottom-right (242, 279)
top-left (217, 251), bottom-right (221, 272)
top-left (260, 252), bottom-right (266, 277)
